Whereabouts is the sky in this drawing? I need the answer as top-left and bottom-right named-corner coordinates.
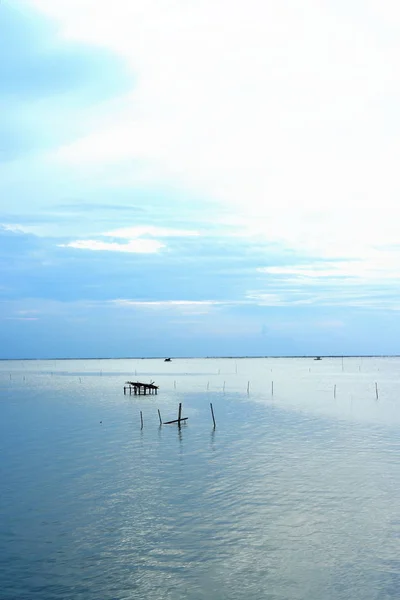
top-left (1, 0), bottom-right (400, 358)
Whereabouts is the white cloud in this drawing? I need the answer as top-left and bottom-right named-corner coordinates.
top-left (249, 253), bottom-right (400, 309)
top-left (59, 238), bottom-right (164, 253)
top-left (0, 223), bottom-right (36, 234)
top-left (57, 224), bottom-right (199, 254)
top-left (110, 298), bottom-right (251, 315)
top-left (258, 255), bottom-right (400, 281)
top-left (4, 317), bottom-right (39, 321)
top-left (102, 226), bottom-right (199, 238)
top-left (27, 0), bottom-right (400, 265)
top-left (113, 300), bottom-right (222, 307)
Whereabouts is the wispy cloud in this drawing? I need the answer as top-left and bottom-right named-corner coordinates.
top-left (110, 299), bottom-right (239, 315)
top-left (0, 223), bottom-right (34, 234)
top-left (102, 226), bottom-right (200, 239)
top-left (59, 238), bottom-right (164, 253)
top-left (56, 224), bottom-right (201, 255)
top-left (249, 254), bottom-right (400, 310)
top-left (258, 254), bottom-right (400, 281)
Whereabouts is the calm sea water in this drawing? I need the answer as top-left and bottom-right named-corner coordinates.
top-left (1, 357), bottom-right (399, 600)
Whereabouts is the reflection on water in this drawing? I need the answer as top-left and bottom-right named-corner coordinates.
top-left (0, 357), bottom-right (399, 599)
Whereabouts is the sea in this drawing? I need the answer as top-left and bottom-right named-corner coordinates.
top-left (0, 357), bottom-right (399, 600)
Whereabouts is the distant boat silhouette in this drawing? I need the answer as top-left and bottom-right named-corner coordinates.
top-left (314, 356), bottom-right (322, 361)
top-left (164, 358), bottom-right (172, 362)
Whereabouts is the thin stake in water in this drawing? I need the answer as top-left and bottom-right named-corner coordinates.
top-left (140, 411), bottom-right (143, 429)
top-left (163, 402), bottom-right (188, 425)
top-left (375, 382), bottom-right (379, 400)
top-left (210, 403), bottom-right (216, 428)
top-left (158, 409), bottom-right (162, 425)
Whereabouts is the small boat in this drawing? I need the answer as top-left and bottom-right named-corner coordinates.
top-left (164, 358), bottom-right (171, 362)
top-left (314, 356), bottom-right (322, 361)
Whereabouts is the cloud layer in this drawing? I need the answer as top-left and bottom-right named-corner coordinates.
top-left (1, 1), bottom-right (400, 356)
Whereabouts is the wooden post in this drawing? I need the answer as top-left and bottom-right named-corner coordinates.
top-left (158, 409), bottom-right (162, 425)
top-left (164, 403), bottom-right (188, 425)
top-left (210, 402), bottom-right (216, 428)
top-left (164, 417), bottom-right (188, 424)
top-left (140, 411), bottom-right (143, 429)
top-left (271, 381), bottom-right (274, 396)
top-left (375, 382), bottom-right (379, 400)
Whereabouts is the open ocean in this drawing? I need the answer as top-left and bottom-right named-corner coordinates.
top-left (1, 357), bottom-right (399, 600)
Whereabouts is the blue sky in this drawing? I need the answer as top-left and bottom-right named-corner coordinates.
top-left (2, 0), bottom-right (400, 358)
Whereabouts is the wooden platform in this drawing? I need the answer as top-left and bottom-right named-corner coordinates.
top-left (124, 381), bottom-right (159, 395)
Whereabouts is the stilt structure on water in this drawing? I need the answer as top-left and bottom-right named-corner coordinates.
top-left (124, 381), bottom-right (159, 395)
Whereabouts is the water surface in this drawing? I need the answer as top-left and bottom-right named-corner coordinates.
top-left (1, 357), bottom-right (399, 599)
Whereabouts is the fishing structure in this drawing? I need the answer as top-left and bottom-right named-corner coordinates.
top-left (124, 381), bottom-right (159, 395)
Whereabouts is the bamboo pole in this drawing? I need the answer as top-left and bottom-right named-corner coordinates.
top-left (158, 409), bottom-right (162, 425)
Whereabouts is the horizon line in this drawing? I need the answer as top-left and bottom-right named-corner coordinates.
top-left (1, 355), bottom-right (400, 361)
